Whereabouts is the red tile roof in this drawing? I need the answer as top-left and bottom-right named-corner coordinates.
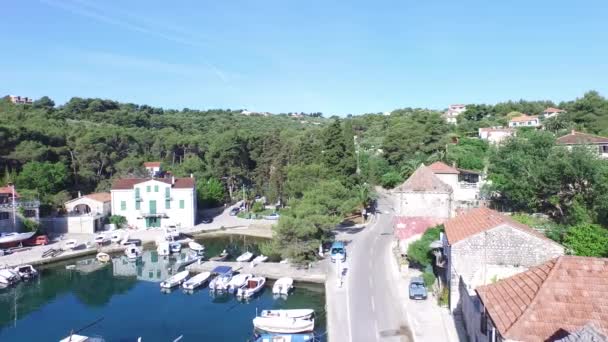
top-left (0, 186), bottom-right (19, 198)
top-left (428, 161), bottom-right (460, 174)
top-left (543, 107), bottom-right (566, 113)
top-left (144, 161), bottom-right (161, 167)
top-left (111, 177), bottom-right (195, 190)
top-left (556, 131), bottom-right (608, 145)
top-left (444, 207), bottom-right (557, 245)
top-left (84, 192), bottom-right (111, 203)
top-left (394, 217), bottom-right (445, 241)
top-left (394, 164), bottom-right (452, 193)
top-left (477, 256), bottom-right (608, 342)
top-left (509, 115), bottom-right (539, 123)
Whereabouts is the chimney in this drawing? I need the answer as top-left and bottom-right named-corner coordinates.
top-left (172, 176), bottom-right (175, 185)
top-left (452, 161), bottom-right (457, 168)
top-left (78, 191), bottom-right (82, 198)
top-left (571, 129), bottom-right (576, 135)
top-left (190, 173), bottom-right (193, 178)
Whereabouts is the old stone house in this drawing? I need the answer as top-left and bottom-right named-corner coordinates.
top-left (393, 164), bottom-right (453, 219)
top-left (476, 256), bottom-right (608, 342)
top-left (441, 207), bottom-right (564, 340)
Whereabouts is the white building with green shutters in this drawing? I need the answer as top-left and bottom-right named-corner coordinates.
top-left (110, 176), bottom-right (197, 229)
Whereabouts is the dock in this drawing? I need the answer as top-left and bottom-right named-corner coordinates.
top-left (187, 261), bottom-right (326, 284)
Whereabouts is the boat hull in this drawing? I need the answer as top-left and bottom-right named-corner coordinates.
top-left (253, 317), bottom-right (315, 334)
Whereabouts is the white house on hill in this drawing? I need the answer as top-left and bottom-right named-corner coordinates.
top-left (508, 114), bottom-right (540, 128)
top-left (110, 176), bottom-right (197, 229)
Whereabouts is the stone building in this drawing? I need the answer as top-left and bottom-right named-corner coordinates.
top-left (393, 164), bottom-right (453, 219)
top-left (0, 185), bottom-right (39, 233)
top-left (441, 207), bottom-right (564, 340)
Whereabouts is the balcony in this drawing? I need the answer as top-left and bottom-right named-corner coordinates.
top-left (0, 200), bottom-right (40, 210)
top-left (459, 182), bottom-right (478, 189)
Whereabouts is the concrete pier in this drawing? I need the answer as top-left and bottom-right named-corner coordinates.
top-left (187, 261), bottom-right (326, 283)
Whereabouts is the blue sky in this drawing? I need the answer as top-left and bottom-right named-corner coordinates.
top-left (2, 0), bottom-right (608, 115)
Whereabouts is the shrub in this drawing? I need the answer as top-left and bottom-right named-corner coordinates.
top-left (438, 287), bottom-right (449, 307)
top-left (22, 218), bottom-right (40, 233)
top-left (422, 271), bottom-right (436, 288)
top-left (251, 201), bottom-right (264, 213)
top-left (407, 225), bottom-right (443, 268)
top-left (564, 223), bottom-right (608, 257)
top-left (109, 215), bottom-right (127, 228)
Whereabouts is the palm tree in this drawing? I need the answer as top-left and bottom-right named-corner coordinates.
top-left (354, 183), bottom-right (376, 221)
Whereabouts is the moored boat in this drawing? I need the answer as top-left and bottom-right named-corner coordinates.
top-left (208, 266), bottom-right (233, 291)
top-left (0, 268), bottom-right (20, 285)
top-left (253, 333), bottom-right (315, 342)
top-left (0, 231), bottom-right (36, 246)
top-left (252, 316), bottom-right (315, 334)
top-left (157, 242), bottom-right (170, 256)
top-left (251, 255), bottom-right (268, 265)
top-left (160, 270), bottom-right (189, 289)
top-left (260, 309), bottom-right (314, 320)
top-left (64, 239), bottom-right (80, 250)
top-left (236, 251), bottom-right (254, 262)
top-left (13, 264), bottom-right (38, 280)
top-left (96, 252), bottom-right (111, 263)
top-left (209, 249), bottom-right (229, 261)
top-left (59, 333), bottom-right (106, 342)
top-left (124, 244), bottom-right (142, 260)
top-left (236, 276), bottom-right (266, 298)
top-left (226, 273), bottom-right (253, 293)
top-left (182, 271), bottom-right (211, 290)
top-left (174, 252), bottom-right (201, 269)
top-left (272, 277), bottom-right (294, 295)
top-left (110, 232), bottom-right (122, 244)
top-left (169, 241), bottom-right (181, 253)
top-left (94, 234), bottom-right (109, 246)
top-left (188, 241), bottom-right (205, 255)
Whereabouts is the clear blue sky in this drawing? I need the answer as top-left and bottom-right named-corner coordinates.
top-left (2, 0), bottom-right (608, 115)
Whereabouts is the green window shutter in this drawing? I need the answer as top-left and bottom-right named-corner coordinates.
top-left (146, 185), bottom-right (151, 192)
top-left (149, 200), bottom-right (157, 214)
top-left (179, 200), bottom-right (185, 209)
top-left (135, 200), bottom-right (140, 210)
top-left (135, 187), bottom-right (140, 198)
top-left (165, 187), bottom-right (170, 198)
top-left (165, 199), bottom-right (170, 209)
top-left (154, 185), bottom-right (159, 192)
top-left (120, 201), bottom-right (126, 210)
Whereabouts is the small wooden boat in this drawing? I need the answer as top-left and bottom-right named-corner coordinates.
top-left (272, 277), bottom-right (294, 295)
top-left (260, 309), bottom-right (314, 320)
top-left (236, 276), bottom-right (266, 298)
top-left (96, 252), bottom-right (111, 263)
top-left (182, 271), bottom-right (211, 290)
top-left (226, 273), bottom-right (253, 293)
top-left (252, 316), bottom-right (315, 334)
top-left (13, 265), bottom-right (38, 280)
top-left (188, 241), bottom-right (205, 254)
top-left (160, 270), bottom-right (189, 289)
top-left (210, 249), bottom-right (229, 261)
top-left (236, 251), bottom-right (254, 262)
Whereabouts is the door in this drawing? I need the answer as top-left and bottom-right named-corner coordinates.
top-left (149, 200), bottom-right (157, 214)
top-left (145, 217), bottom-right (161, 228)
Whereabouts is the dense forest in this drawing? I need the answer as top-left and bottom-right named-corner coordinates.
top-left (2, 90), bottom-right (608, 259)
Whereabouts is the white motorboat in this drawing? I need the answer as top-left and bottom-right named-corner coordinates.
top-left (110, 232), bottom-right (122, 244)
top-left (182, 271), bottom-right (211, 290)
top-left (124, 244), bottom-right (142, 260)
top-left (272, 277), bottom-right (294, 295)
top-left (260, 309), bottom-right (314, 320)
top-left (174, 252), bottom-right (201, 269)
top-left (188, 241), bottom-right (205, 255)
top-left (59, 333), bottom-right (106, 342)
top-left (209, 249), bottom-right (229, 261)
top-left (169, 241), bottom-right (181, 253)
top-left (236, 251), bottom-right (254, 262)
top-left (208, 266), bottom-right (233, 291)
top-left (94, 234), bottom-right (109, 246)
top-left (157, 242), bottom-right (170, 256)
top-left (236, 276), bottom-right (266, 298)
top-left (0, 268), bottom-right (20, 285)
top-left (251, 254), bottom-right (268, 266)
top-left (13, 264), bottom-right (38, 280)
top-left (164, 227), bottom-right (180, 240)
top-left (252, 316), bottom-right (315, 334)
top-left (160, 270), bottom-right (189, 289)
top-left (64, 239), bottom-right (80, 250)
top-left (0, 231), bottom-right (36, 245)
top-left (226, 273), bottom-right (253, 293)
top-left (96, 252), bottom-right (111, 263)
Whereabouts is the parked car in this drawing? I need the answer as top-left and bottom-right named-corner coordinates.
top-left (409, 277), bottom-right (428, 300)
top-left (330, 241), bottom-right (346, 263)
top-left (201, 217), bottom-right (213, 224)
top-left (229, 207), bottom-right (240, 216)
top-left (25, 235), bottom-right (49, 246)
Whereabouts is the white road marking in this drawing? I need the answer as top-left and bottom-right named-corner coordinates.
top-left (374, 320), bottom-right (380, 339)
top-left (371, 296), bottom-right (376, 312)
top-left (369, 276), bottom-right (373, 287)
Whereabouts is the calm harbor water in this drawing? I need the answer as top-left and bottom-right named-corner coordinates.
top-left (0, 236), bottom-right (327, 341)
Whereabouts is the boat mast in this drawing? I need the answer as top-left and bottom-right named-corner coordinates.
top-left (10, 183), bottom-right (16, 230)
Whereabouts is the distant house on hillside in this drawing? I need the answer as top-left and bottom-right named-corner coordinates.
top-left (556, 130), bottom-right (608, 159)
top-left (478, 127), bottom-right (515, 145)
top-left (144, 162), bottom-right (162, 177)
top-left (542, 107), bottom-right (566, 119)
top-left (41, 192), bottom-right (111, 234)
top-left (8, 95), bottom-right (33, 105)
top-left (508, 114), bottom-right (540, 128)
top-left (476, 256), bottom-right (608, 342)
top-left (441, 207), bottom-right (564, 339)
top-left (444, 104), bottom-right (467, 124)
top-left (0, 185), bottom-right (39, 233)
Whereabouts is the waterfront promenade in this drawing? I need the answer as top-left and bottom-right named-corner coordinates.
top-left (187, 260), bottom-right (326, 283)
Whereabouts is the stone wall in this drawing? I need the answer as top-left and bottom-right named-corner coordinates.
top-left (396, 192), bottom-right (452, 218)
top-left (448, 224), bottom-right (564, 312)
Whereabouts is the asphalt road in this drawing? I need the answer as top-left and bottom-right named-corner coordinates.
top-left (346, 192), bottom-right (413, 342)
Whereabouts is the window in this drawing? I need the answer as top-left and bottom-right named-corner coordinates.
top-left (179, 200), bottom-right (185, 209)
top-left (120, 201), bottom-right (126, 211)
top-left (165, 199), bottom-right (170, 209)
top-left (154, 185), bottom-right (158, 192)
top-left (601, 145), bottom-right (608, 154)
top-left (135, 187), bottom-right (140, 199)
top-left (165, 187), bottom-right (170, 198)
top-left (0, 212), bottom-right (9, 220)
top-left (146, 185), bottom-right (151, 192)
top-left (135, 200), bottom-right (140, 210)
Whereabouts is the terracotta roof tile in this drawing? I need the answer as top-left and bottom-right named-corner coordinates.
top-left (556, 131), bottom-right (608, 145)
top-left (428, 161), bottom-right (460, 174)
top-left (510, 114), bottom-right (539, 122)
top-left (477, 256), bottom-right (608, 342)
top-left (544, 107), bottom-right (566, 114)
top-left (144, 161), bottom-right (161, 167)
top-left (111, 177), bottom-right (195, 190)
top-left (393, 164), bottom-right (452, 193)
top-left (444, 207), bottom-right (559, 245)
top-left (0, 186), bottom-right (19, 198)
top-left (84, 192), bottom-right (111, 203)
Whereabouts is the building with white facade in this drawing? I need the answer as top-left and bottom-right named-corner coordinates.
top-left (110, 176), bottom-right (197, 229)
top-left (0, 185), bottom-right (39, 233)
top-left (444, 104), bottom-right (467, 124)
top-left (541, 107), bottom-right (566, 119)
top-left (478, 127), bottom-right (515, 145)
top-left (41, 192), bottom-right (112, 234)
top-left (556, 130), bottom-right (608, 159)
top-left (144, 162), bottom-right (162, 177)
top-left (8, 95), bottom-right (33, 105)
top-left (508, 114), bottom-right (540, 128)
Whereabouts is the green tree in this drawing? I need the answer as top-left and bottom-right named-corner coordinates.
top-left (197, 178), bottom-right (225, 208)
top-left (32, 96), bottom-right (55, 110)
top-left (563, 223), bottom-right (608, 257)
top-left (16, 161), bottom-right (67, 195)
top-left (407, 226), bottom-right (442, 268)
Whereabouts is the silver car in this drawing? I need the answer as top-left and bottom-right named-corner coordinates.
top-left (408, 277), bottom-right (428, 300)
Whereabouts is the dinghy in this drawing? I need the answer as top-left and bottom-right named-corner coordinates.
top-left (157, 242), bottom-right (170, 256)
top-left (252, 316), bottom-right (315, 334)
top-left (64, 239), bottom-right (80, 250)
top-left (96, 252), bottom-right (111, 263)
top-left (236, 276), bottom-right (266, 298)
top-left (188, 241), bottom-right (205, 255)
top-left (169, 241), bottom-right (181, 253)
top-left (272, 277), bottom-right (294, 295)
top-left (226, 273), bottom-right (253, 293)
top-left (236, 251), bottom-right (254, 262)
top-left (260, 309), bottom-right (314, 320)
top-left (13, 265), bottom-right (38, 280)
top-left (209, 249), bottom-right (229, 261)
top-left (208, 266), bottom-right (233, 291)
top-left (124, 244), bottom-right (142, 260)
top-left (160, 270), bottom-right (189, 289)
top-left (252, 255), bottom-right (268, 264)
top-left (182, 271), bottom-right (211, 290)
